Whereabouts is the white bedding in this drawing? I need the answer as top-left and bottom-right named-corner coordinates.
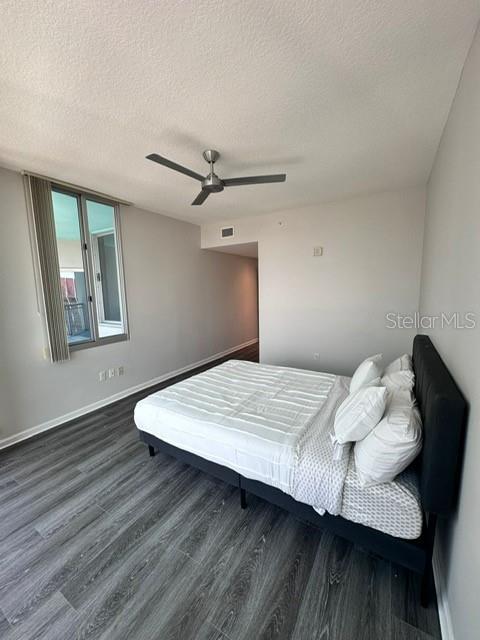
top-left (135, 360), bottom-right (338, 492)
top-left (134, 359), bottom-right (423, 539)
top-left (342, 460), bottom-right (423, 539)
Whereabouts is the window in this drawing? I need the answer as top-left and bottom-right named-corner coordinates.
top-left (51, 187), bottom-right (128, 348)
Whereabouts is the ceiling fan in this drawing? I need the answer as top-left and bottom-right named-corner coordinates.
top-left (146, 149), bottom-right (286, 205)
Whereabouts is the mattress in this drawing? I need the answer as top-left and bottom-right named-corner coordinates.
top-left (135, 359), bottom-right (337, 492)
top-left (135, 359), bottom-right (423, 539)
top-left (341, 457), bottom-right (423, 539)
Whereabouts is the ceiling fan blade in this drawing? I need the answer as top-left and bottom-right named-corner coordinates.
top-left (146, 153), bottom-right (204, 182)
top-left (223, 174), bottom-right (286, 187)
top-left (191, 190), bottom-right (210, 205)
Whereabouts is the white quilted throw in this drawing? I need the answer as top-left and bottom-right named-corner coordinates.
top-left (291, 375), bottom-right (351, 515)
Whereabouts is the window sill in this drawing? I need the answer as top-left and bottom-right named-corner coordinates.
top-left (69, 333), bottom-right (129, 352)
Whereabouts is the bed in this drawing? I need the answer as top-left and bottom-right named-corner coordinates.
top-left (134, 335), bottom-right (467, 605)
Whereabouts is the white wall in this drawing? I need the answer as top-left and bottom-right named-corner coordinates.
top-left (203, 188), bottom-right (425, 375)
top-left (419, 25), bottom-right (480, 640)
top-left (0, 167), bottom-right (258, 442)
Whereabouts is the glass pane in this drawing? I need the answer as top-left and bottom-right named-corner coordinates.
top-left (86, 200), bottom-right (125, 338)
top-left (52, 191), bottom-right (93, 345)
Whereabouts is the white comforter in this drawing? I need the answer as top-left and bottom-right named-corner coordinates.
top-left (135, 359), bottom-right (350, 514)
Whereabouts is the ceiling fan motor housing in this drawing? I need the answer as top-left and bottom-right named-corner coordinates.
top-left (202, 172), bottom-right (224, 192)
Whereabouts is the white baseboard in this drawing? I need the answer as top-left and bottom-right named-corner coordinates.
top-left (0, 338), bottom-right (259, 451)
top-left (433, 544), bottom-right (455, 640)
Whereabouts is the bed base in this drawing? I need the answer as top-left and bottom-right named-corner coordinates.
top-left (138, 429), bottom-right (435, 606)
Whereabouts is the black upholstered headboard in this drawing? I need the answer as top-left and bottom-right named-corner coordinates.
top-left (412, 335), bottom-right (467, 517)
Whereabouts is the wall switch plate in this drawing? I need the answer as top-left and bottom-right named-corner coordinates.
top-left (108, 368), bottom-right (115, 379)
top-left (313, 246), bottom-right (323, 257)
top-left (98, 370), bottom-right (107, 382)
top-left (117, 366), bottom-right (124, 376)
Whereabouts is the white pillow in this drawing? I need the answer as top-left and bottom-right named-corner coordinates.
top-left (381, 369), bottom-right (415, 393)
top-left (384, 354), bottom-right (412, 375)
top-left (350, 354), bottom-right (384, 394)
top-left (354, 390), bottom-right (422, 487)
top-left (334, 384), bottom-right (388, 445)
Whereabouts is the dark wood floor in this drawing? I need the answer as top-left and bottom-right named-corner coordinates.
top-left (0, 342), bottom-right (441, 640)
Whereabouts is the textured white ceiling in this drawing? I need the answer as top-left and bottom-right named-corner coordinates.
top-left (1, 1), bottom-right (479, 223)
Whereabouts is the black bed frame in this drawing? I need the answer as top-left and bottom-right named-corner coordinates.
top-left (138, 335), bottom-right (467, 606)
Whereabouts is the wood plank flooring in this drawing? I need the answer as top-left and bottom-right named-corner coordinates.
top-left (0, 342), bottom-right (441, 640)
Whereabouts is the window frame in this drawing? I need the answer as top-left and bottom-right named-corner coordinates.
top-left (52, 184), bottom-right (129, 351)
